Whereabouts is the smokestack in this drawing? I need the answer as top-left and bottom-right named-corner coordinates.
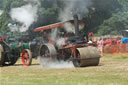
top-left (73, 14), bottom-right (79, 37)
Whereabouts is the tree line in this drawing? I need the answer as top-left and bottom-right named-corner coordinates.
top-left (0, 0), bottom-right (128, 35)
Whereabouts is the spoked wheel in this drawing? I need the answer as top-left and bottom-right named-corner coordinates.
top-left (72, 49), bottom-right (81, 67)
top-left (0, 44), bottom-right (4, 66)
top-left (22, 49), bottom-right (32, 66)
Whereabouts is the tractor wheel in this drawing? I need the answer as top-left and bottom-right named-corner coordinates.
top-left (8, 57), bottom-right (18, 65)
top-left (3, 56), bottom-right (18, 66)
top-left (0, 44), bottom-right (4, 66)
top-left (22, 49), bottom-right (32, 66)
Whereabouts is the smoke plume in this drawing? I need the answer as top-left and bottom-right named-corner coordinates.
top-left (10, 0), bottom-right (40, 32)
top-left (59, 0), bottom-right (92, 21)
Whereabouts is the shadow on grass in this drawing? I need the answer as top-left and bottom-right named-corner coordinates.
top-left (14, 63), bottom-right (40, 66)
top-left (1, 63), bottom-right (40, 67)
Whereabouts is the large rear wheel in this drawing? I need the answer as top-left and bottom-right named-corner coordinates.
top-left (40, 44), bottom-right (56, 58)
top-left (22, 49), bottom-right (32, 66)
top-left (39, 44), bottom-right (57, 67)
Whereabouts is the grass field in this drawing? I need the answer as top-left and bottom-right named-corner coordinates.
top-left (0, 53), bottom-right (128, 85)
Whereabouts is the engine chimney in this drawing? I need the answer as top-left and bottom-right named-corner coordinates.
top-left (73, 14), bottom-right (79, 37)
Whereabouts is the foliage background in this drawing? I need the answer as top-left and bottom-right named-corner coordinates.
top-left (0, 0), bottom-right (127, 35)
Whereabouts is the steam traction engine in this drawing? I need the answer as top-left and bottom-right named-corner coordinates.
top-left (34, 14), bottom-right (101, 67)
top-left (0, 34), bottom-right (39, 66)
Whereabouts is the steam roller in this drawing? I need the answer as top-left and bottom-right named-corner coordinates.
top-left (35, 14), bottom-right (101, 67)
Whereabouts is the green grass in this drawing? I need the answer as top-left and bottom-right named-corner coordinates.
top-left (0, 54), bottom-right (128, 85)
top-left (114, 56), bottom-right (128, 59)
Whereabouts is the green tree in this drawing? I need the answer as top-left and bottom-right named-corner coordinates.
top-left (82, 0), bottom-right (121, 34)
top-left (31, 0), bottom-right (62, 29)
top-left (0, 11), bottom-right (10, 33)
top-left (118, 0), bottom-right (128, 7)
top-left (96, 0), bottom-right (128, 35)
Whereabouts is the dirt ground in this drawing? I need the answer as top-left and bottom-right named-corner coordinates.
top-left (0, 53), bottom-right (128, 85)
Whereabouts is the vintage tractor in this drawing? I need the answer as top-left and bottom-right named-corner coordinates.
top-left (34, 14), bottom-right (101, 67)
top-left (0, 34), bottom-right (40, 66)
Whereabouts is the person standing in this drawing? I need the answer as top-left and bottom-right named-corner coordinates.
top-left (97, 38), bottom-right (104, 56)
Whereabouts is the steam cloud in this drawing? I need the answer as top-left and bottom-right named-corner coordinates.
top-left (63, 22), bottom-right (74, 33)
top-left (50, 28), bottom-right (59, 41)
top-left (40, 57), bottom-right (74, 68)
top-left (10, 0), bottom-right (40, 32)
top-left (56, 38), bottom-right (66, 48)
top-left (49, 29), bottom-right (67, 48)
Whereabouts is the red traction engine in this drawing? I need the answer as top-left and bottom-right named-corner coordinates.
top-left (34, 14), bottom-right (101, 67)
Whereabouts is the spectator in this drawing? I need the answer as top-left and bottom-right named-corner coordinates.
top-left (97, 38), bottom-right (104, 56)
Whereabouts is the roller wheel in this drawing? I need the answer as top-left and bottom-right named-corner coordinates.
top-left (72, 47), bottom-right (101, 67)
top-left (22, 49), bottom-right (32, 66)
top-left (0, 44), bottom-right (4, 66)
